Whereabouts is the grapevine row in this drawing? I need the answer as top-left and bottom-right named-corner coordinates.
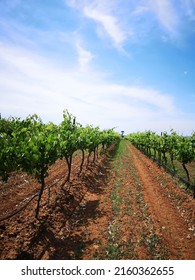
top-left (126, 130), bottom-right (195, 198)
top-left (0, 110), bottom-right (121, 218)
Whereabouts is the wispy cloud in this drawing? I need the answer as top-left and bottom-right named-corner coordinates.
top-left (0, 42), bottom-right (177, 131)
top-left (66, 0), bottom-right (195, 49)
top-left (0, 0), bottom-right (194, 134)
top-left (148, 0), bottom-right (180, 37)
top-left (131, 5), bottom-right (149, 16)
top-left (76, 42), bottom-right (94, 71)
top-left (66, 0), bottom-right (131, 51)
top-left (83, 4), bottom-right (127, 49)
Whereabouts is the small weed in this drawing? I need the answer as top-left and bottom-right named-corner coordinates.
top-left (140, 228), bottom-right (169, 260)
top-left (147, 232), bottom-right (169, 260)
top-left (106, 222), bottom-right (121, 259)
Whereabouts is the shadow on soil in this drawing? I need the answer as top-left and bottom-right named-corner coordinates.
top-left (15, 199), bottom-right (102, 260)
top-left (15, 145), bottom-right (118, 260)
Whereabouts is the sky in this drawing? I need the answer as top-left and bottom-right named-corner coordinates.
top-left (0, 0), bottom-right (195, 135)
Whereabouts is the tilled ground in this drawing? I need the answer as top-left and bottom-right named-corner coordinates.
top-left (0, 148), bottom-right (114, 259)
top-left (0, 141), bottom-right (194, 259)
top-left (76, 141), bottom-right (195, 260)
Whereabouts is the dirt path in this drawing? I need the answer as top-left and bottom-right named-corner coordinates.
top-left (0, 141), bottom-right (194, 259)
top-left (79, 140), bottom-right (195, 259)
top-left (129, 144), bottom-right (195, 259)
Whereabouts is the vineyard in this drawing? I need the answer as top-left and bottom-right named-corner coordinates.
top-left (0, 112), bottom-right (195, 259)
top-left (126, 130), bottom-right (195, 198)
top-left (0, 110), bottom-right (120, 219)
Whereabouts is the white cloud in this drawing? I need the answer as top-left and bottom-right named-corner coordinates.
top-left (76, 42), bottom-right (94, 71)
top-left (83, 5), bottom-right (127, 48)
top-left (65, 0), bottom-right (195, 53)
top-left (66, 0), bottom-right (131, 50)
top-left (131, 5), bottom-right (149, 16)
top-left (0, 1), bottom-right (194, 135)
top-left (0, 42), bottom-right (181, 133)
top-left (65, 0), bottom-right (191, 50)
top-left (148, 0), bottom-right (180, 37)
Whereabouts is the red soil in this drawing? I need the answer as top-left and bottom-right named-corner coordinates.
top-left (0, 142), bottom-right (194, 259)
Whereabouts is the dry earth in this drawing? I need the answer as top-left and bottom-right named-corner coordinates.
top-left (0, 141), bottom-right (194, 259)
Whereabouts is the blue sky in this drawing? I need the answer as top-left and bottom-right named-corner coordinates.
top-left (0, 0), bottom-right (195, 135)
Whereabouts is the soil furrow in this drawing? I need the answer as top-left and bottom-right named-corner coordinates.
top-left (130, 144), bottom-right (195, 259)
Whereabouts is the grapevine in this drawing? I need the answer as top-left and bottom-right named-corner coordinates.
top-left (0, 110), bottom-right (120, 218)
top-left (127, 130), bottom-right (195, 198)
